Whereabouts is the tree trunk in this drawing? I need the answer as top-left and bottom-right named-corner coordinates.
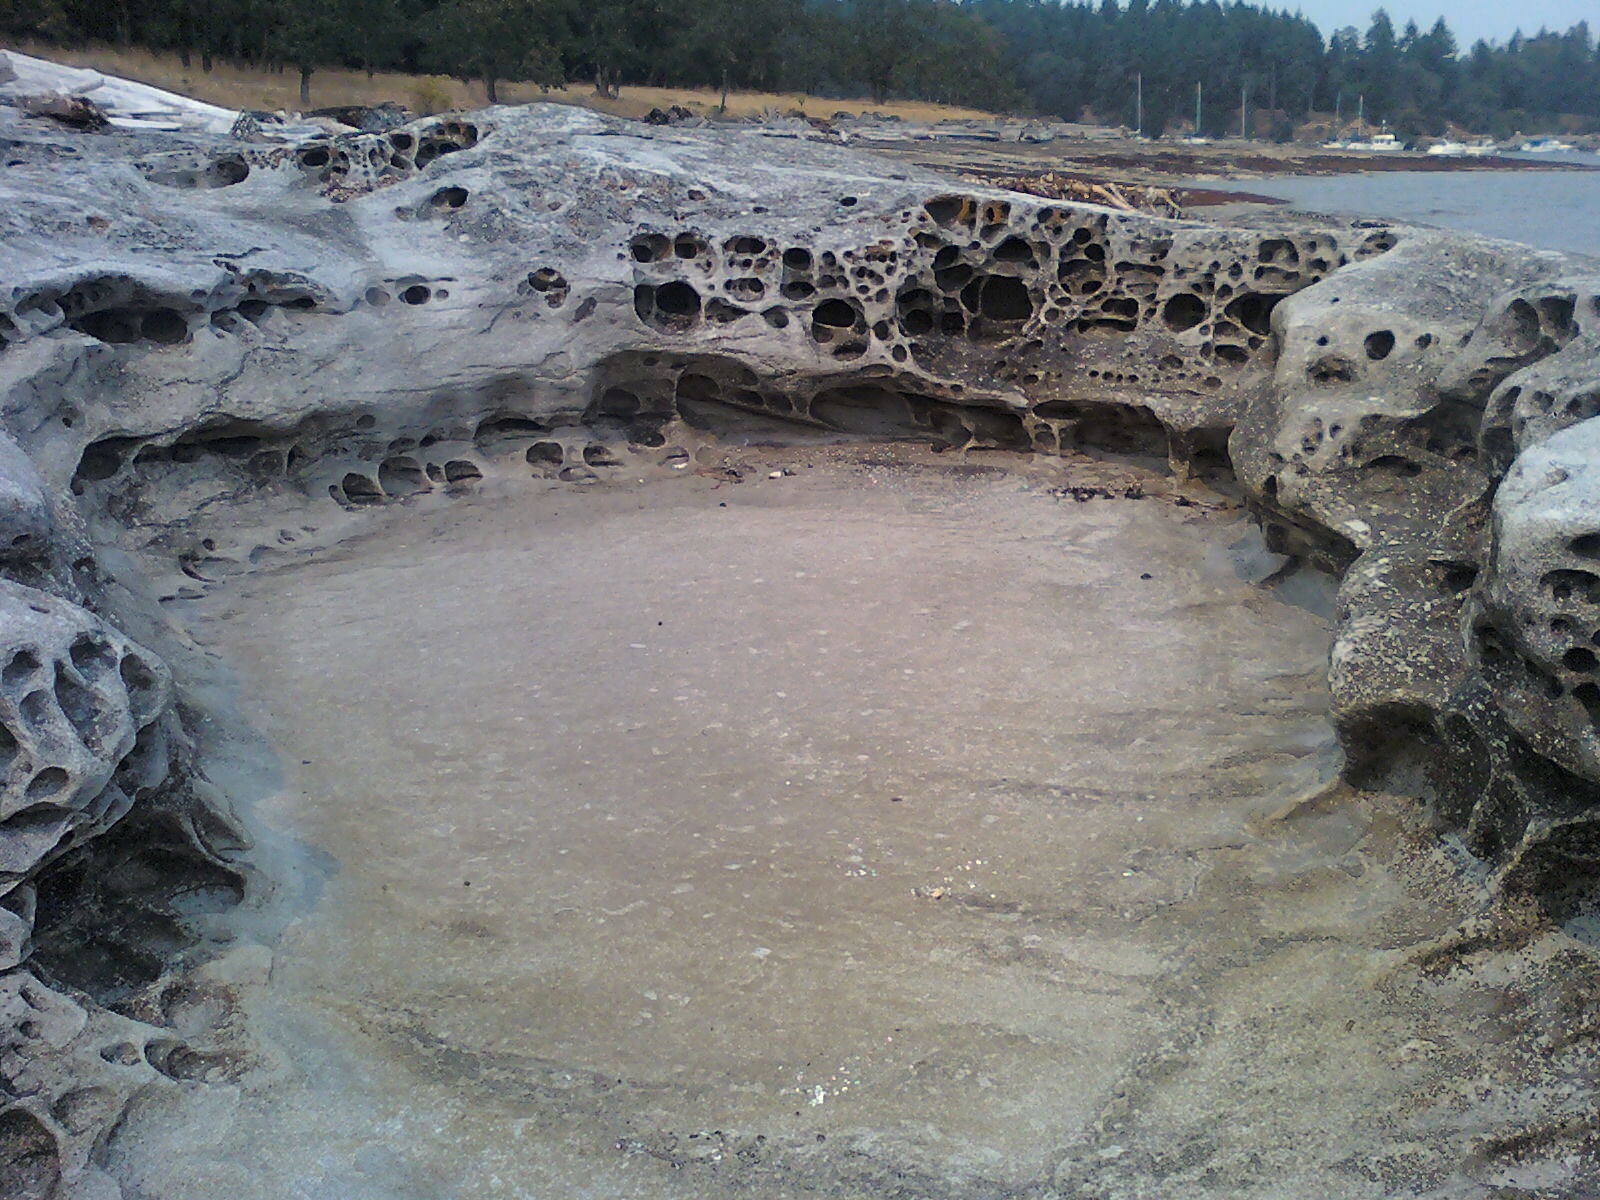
top-left (299, 66), bottom-right (313, 108)
top-left (179, 47), bottom-right (192, 68)
top-left (485, 75), bottom-right (500, 105)
top-left (719, 68), bottom-right (731, 114)
top-left (202, 52), bottom-right (213, 72)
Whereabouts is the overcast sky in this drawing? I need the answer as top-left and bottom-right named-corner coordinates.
top-left (1286, 0), bottom-right (1593, 46)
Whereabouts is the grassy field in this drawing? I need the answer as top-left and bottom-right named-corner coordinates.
top-left (8, 42), bottom-right (1007, 123)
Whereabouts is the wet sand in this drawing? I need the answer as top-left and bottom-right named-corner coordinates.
top-left (100, 446), bottom-right (1595, 1199)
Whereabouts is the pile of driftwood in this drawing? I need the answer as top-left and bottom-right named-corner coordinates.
top-left (968, 171), bottom-right (1183, 217)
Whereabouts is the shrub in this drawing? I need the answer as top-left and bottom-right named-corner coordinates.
top-left (411, 77), bottom-right (452, 116)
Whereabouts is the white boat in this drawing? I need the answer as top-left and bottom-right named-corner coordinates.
top-left (1427, 140), bottom-right (1468, 156)
top-left (1463, 141), bottom-right (1498, 156)
top-left (1342, 132), bottom-right (1403, 152)
top-left (1520, 137), bottom-right (1575, 153)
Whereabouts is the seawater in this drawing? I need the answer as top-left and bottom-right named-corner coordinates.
top-left (1198, 154), bottom-right (1600, 258)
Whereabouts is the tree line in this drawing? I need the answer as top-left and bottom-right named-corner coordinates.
top-left (6, 0), bottom-right (1599, 136)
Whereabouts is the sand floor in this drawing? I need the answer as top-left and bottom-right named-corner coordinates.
top-left (93, 446), bottom-right (1593, 1199)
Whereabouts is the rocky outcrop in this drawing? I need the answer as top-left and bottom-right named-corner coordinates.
top-left (1, 98), bottom-right (1599, 1193)
top-left (0, 582), bottom-right (172, 964)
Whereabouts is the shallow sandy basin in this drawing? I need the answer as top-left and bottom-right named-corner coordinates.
top-left (97, 445), bottom-right (1593, 1200)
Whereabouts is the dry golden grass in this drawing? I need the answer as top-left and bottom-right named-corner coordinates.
top-left (8, 41), bottom-right (1007, 123)
top-left (578, 84), bottom-right (1005, 124)
top-left (12, 42), bottom-right (519, 112)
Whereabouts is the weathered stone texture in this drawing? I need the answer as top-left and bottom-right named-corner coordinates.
top-left (1, 99), bottom-right (1599, 1193)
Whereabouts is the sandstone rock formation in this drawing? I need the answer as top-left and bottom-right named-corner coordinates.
top-left (1, 97), bottom-right (1598, 1193)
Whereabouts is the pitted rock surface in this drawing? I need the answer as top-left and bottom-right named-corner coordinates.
top-left (1, 99), bottom-right (1599, 1195)
top-left (0, 582), bottom-right (171, 955)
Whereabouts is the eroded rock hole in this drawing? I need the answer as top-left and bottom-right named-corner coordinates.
top-left (378, 457), bottom-right (428, 496)
top-left (1502, 299), bottom-right (1543, 355)
top-left (597, 388), bottom-right (641, 420)
top-left (73, 308), bottom-right (189, 345)
top-left (1310, 355), bottom-right (1357, 384)
top-left (74, 636), bottom-right (115, 677)
top-left (705, 299), bottom-right (748, 324)
top-left (631, 234), bottom-right (670, 263)
top-left (655, 282), bottom-right (701, 320)
top-left (75, 440), bottom-right (129, 484)
top-left (476, 415), bottom-right (549, 442)
top-left (1162, 293), bottom-right (1206, 332)
top-left (811, 299), bottom-right (858, 339)
top-left (924, 196), bottom-right (968, 226)
top-left (1545, 569), bottom-right (1600, 603)
top-left (1564, 647), bottom-right (1598, 673)
top-left (1224, 293), bottom-right (1279, 337)
top-left (977, 276), bottom-right (1032, 322)
top-left (1571, 533), bottom-right (1600, 560)
top-left (526, 442), bottom-right (564, 466)
top-left (993, 237), bottom-right (1035, 264)
top-left (341, 473), bottom-right (383, 504)
top-left (5, 649), bottom-right (41, 688)
top-left (528, 268), bottom-right (566, 295)
top-left (1365, 330), bottom-right (1396, 361)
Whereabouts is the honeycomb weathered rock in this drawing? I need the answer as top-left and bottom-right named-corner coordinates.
top-left (2, 99), bottom-right (1600, 1193)
top-left (0, 583), bottom-right (172, 953)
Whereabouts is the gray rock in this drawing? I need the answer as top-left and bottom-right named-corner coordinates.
top-left (0, 581), bottom-right (172, 907)
top-left (1, 100), bottom-right (1595, 900)
top-left (1472, 419), bottom-right (1600, 785)
top-left (1, 968), bottom-right (167, 1199)
top-left (1473, 277), bottom-right (1600, 469)
top-left (1, 98), bottom-right (1599, 1190)
top-left (0, 432), bottom-right (52, 567)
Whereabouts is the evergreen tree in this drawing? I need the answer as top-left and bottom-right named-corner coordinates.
top-left (435, 0), bottom-right (566, 103)
top-left (5, 0), bottom-right (1598, 135)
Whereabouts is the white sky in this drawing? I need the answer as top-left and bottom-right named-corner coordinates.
top-left (1287, 0), bottom-right (1594, 46)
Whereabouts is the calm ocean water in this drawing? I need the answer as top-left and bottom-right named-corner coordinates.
top-left (1193, 153), bottom-right (1600, 259)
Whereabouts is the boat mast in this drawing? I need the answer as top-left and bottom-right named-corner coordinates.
top-left (1135, 72), bottom-right (1142, 137)
top-left (1195, 81), bottom-right (1202, 135)
top-left (1240, 81), bottom-right (1248, 139)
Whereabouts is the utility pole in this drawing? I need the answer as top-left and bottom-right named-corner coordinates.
top-left (1135, 71), bottom-right (1142, 137)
